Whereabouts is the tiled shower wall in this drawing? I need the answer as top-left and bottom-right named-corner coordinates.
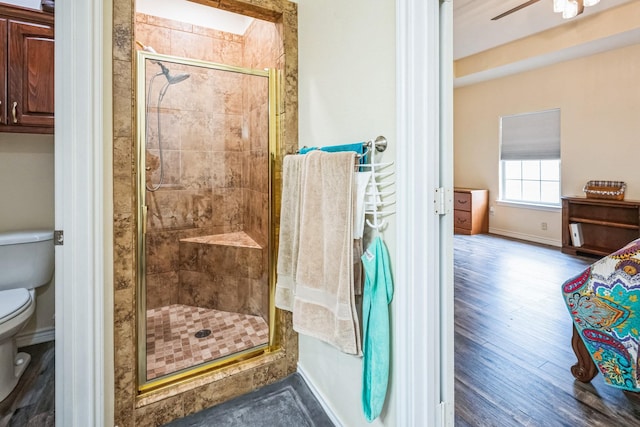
top-left (136, 14), bottom-right (275, 320)
top-left (244, 18), bottom-right (281, 246)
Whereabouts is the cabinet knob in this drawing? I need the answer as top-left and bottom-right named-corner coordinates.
top-left (11, 101), bottom-right (17, 123)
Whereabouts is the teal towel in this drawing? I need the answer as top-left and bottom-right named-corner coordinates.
top-left (361, 236), bottom-right (394, 422)
top-left (299, 142), bottom-right (369, 164)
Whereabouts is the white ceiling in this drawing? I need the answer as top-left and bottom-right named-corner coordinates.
top-left (136, 0), bottom-right (637, 66)
top-left (136, 0), bottom-right (253, 35)
top-left (453, 0), bottom-right (634, 60)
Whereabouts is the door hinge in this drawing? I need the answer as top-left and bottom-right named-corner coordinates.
top-left (434, 187), bottom-right (452, 215)
top-left (54, 230), bottom-right (64, 246)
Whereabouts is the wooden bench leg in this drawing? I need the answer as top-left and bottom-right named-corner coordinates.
top-left (570, 324), bottom-right (598, 383)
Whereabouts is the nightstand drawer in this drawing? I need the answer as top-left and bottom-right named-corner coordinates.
top-left (454, 210), bottom-right (472, 230)
top-left (454, 192), bottom-right (472, 211)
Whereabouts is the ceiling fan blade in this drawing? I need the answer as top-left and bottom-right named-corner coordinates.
top-left (491, 0), bottom-right (543, 21)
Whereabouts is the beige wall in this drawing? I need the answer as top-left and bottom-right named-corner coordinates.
top-left (297, 0), bottom-right (396, 425)
top-left (454, 43), bottom-right (640, 245)
top-left (0, 133), bottom-right (55, 343)
top-left (0, 134), bottom-right (54, 230)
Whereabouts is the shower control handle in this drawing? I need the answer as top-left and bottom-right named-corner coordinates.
top-left (11, 101), bottom-right (17, 123)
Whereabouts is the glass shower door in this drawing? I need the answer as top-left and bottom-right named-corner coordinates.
top-left (136, 50), bottom-right (278, 390)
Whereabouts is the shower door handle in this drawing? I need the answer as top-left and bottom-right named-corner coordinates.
top-left (142, 205), bottom-right (148, 235)
top-left (11, 101), bottom-right (17, 123)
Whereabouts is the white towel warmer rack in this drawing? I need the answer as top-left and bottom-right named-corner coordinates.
top-left (360, 136), bottom-right (395, 231)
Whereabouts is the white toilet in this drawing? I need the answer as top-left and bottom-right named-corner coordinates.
top-left (0, 230), bottom-right (54, 401)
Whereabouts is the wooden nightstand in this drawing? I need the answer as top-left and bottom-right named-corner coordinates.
top-left (453, 188), bottom-right (489, 235)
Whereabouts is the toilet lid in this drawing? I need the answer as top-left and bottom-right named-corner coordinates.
top-left (0, 288), bottom-right (30, 322)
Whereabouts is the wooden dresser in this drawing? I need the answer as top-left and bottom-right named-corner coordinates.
top-left (453, 188), bottom-right (489, 235)
top-left (561, 196), bottom-right (640, 257)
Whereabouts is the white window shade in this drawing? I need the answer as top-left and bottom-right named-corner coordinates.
top-left (500, 109), bottom-right (560, 160)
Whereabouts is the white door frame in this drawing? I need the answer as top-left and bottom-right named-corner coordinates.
top-left (53, 0), bottom-right (453, 425)
top-left (54, 0), bottom-right (107, 426)
top-left (395, 0), bottom-right (454, 425)
top-left (439, 1), bottom-right (455, 424)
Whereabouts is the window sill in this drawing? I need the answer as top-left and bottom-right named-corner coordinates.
top-left (496, 200), bottom-right (561, 212)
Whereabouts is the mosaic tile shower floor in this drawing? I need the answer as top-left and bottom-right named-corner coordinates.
top-left (146, 304), bottom-right (269, 380)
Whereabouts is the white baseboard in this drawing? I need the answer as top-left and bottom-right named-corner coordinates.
top-left (297, 364), bottom-right (344, 427)
top-left (488, 227), bottom-right (562, 248)
top-left (16, 326), bottom-right (55, 348)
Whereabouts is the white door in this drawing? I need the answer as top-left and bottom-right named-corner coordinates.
top-left (54, 1), bottom-right (107, 425)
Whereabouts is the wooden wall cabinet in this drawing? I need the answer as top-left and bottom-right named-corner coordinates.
top-left (454, 188), bottom-right (489, 235)
top-left (561, 196), bottom-right (640, 257)
top-left (0, 4), bottom-right (54, 133)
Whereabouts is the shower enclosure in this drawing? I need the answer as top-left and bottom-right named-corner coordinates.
top-left (136, 50), bottom-right (278, 390)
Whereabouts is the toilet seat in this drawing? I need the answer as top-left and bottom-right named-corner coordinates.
top-left (0, 288), bottom-right (31, 323)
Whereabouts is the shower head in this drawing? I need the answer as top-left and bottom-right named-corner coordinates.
top-left (137, 41), bottom-right (190, 85)
top-left (155, 61), bottom-right (190, 84)
top-left (166, 70), bottom-right (190, 84)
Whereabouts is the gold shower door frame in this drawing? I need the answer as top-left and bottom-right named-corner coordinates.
top-left (135, 50), bottom-right (280, 393)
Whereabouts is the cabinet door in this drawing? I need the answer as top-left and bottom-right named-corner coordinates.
top-left (7, 20), bottom-right (54, 128)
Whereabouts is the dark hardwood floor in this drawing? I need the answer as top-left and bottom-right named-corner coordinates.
top-left (3, 235), bottom-right (639, 427)
top-left (0, 341), bottom-right (54, 427)
top-left (455, 233), bottom-right (640, 426)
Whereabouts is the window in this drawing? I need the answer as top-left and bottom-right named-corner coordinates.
top-left (500, 109), bottom-right (560, 206)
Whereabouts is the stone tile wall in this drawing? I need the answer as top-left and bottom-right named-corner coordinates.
top-left (178, 231), bottom-right (264, 315)
top-left (138, 15), bottom-right (273, 318)
top-left (138, 15), bottom-right (249, 311)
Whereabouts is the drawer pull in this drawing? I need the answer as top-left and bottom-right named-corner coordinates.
top-left (457, 199), bottom-right (468, 204)
top-left (457, 218), bottom-right (468, 224)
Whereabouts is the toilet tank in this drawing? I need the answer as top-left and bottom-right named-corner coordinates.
top-left (0, 230), bottom-right (54, 291)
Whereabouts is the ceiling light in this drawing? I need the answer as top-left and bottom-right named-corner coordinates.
top-left (554, 0), bottom-right (600, 19)
top-left (563, 0), bottom-right (579, 18)
top-left (553, 0), bottom-right (567, 13)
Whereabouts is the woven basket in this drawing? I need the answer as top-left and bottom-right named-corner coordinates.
top-left (583, 180), bottom-right (626, 200)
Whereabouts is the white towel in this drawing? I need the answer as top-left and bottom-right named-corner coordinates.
top-left (354, 171), bottom-right (371, 239)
